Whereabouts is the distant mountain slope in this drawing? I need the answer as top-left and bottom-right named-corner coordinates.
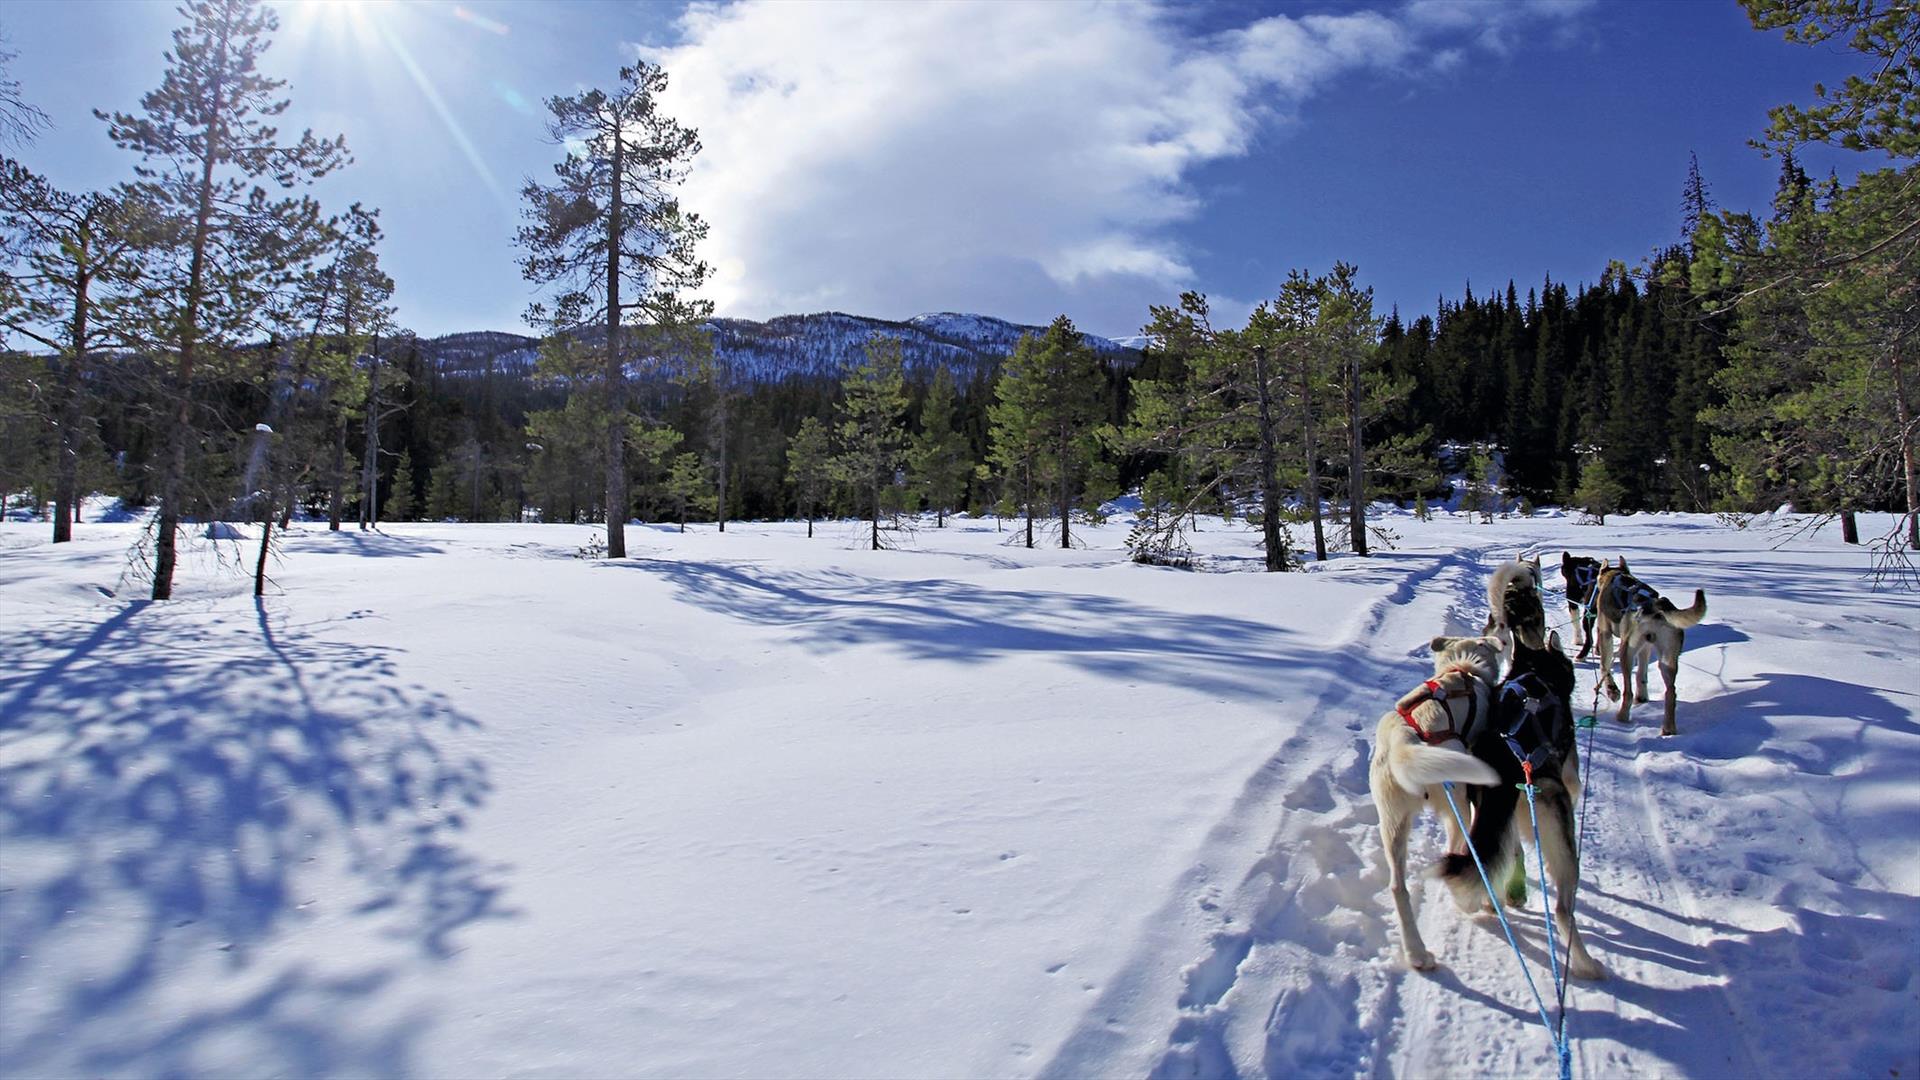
top-left (418, 312), bottom-right (1140, 383)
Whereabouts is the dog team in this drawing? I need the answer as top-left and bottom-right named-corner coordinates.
top-left (1370, 551), bottom-right (1706, 976)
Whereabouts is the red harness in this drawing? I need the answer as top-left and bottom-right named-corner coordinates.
top-left (1398, 667), bottom-right (1483, 747)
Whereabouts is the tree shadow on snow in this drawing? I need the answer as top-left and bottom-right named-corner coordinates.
top-left (0, 599), bottom-right (505, 1077)
top-left (617, 557), bottom-right (1320, 702)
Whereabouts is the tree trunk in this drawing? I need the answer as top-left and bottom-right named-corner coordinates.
top-left (1058, 426), bottom-right (1071, 549)
top-left (328, 412), bottom-right (346, 531)
top-left (1889, 343), bottom-right (1918, 548)
top-left (359, 331), bottom-right (380, 530)
top-left (1253, 344), bottom-right (1288, 572)
top-left (1347, 345), bottom-right (1368, 557)
top-left (1023, 460), bottom-right (1034, 549)
top-left (1840, 508), bottom-right (1859, 544)
top-left (53, 263), bottom-right (92, 544)
top-left (153, 25), bottom-right (231, 601)
top-left (254, 517), bottom-right (272, 597)
top-left (1302, 354), bottom-right (1326, 562)
top-left (604, 111), bottom-right (629, 559)
top-left (716, 391), bottom-right (729, 533)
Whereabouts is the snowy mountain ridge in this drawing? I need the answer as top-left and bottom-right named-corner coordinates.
top-left (419, 310), bottom-right (1142, 383)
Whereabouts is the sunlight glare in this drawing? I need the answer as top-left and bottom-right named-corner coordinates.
top-left (280, 0), bottom-right (379, 46)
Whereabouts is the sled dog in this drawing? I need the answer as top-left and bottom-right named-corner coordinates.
top-left (1561, 552), bottom-right (1604, 660)
top-left (1370, 634), bottom-right (1503, 972)
top-left (1438, 630), bottom-right (1606, 981)
top-left (1593, 558), bottom-right (1708, 736)
top-left (1483, 556), bottom-right (1547, 651)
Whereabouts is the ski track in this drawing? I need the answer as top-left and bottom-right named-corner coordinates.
top-left (1039, 543), bottom-right (1503, 1079)
top-left (1050, 534), bottom-right (1787, 1080)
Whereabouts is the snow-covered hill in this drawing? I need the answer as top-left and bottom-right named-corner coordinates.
top-left (418, 310), bottom-right (1141, 384)
top-left (2, 510), bottom-right (1912, 1078)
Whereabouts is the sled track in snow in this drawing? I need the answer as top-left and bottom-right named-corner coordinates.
top-left (1038, 544), bottom-right (1503, 1079)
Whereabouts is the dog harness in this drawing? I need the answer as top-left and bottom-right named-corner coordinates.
top-left (1397, 667), bottom-right (1483, 747)
top-left (1606, 573), bottom-right (1663, 616)
top-left (1566, 562), bottom-right (1598, 602)
top-left (1499, 672), bottom-right (1572, 777)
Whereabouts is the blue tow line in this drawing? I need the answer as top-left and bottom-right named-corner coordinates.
top-left (1439, 781), bottom-right (1565, 1072)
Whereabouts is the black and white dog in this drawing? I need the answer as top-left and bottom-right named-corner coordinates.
top-left (1436, 630), bottom-right (1607, 981)
top-left (1561, 551), bottom-right (1604, 660)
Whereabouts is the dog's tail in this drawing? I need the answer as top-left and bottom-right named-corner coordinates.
top-left (1657, 588), bottom-right (1708, 629)
top-left (1386, 737), bottom-right (1500, 796)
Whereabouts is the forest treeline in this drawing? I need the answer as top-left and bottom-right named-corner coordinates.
top-left (1, 0), bottom-right (1914, 589)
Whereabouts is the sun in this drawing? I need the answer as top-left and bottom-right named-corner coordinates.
top-left (279, 0), bottom-right (383, 46)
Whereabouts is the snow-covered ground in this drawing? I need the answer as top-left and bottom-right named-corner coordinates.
top-left (1, 508), bottom-right (1914, 1078)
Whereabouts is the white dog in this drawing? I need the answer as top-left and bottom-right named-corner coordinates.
top-left (1369, 634), bottom-right (1503, 971)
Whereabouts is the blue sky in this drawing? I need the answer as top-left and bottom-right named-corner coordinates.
top-left (0, 0), bottom-right (1861, 340)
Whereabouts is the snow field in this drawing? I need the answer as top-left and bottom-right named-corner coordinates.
top-left (0, 509), bottom-right (1914, 1078)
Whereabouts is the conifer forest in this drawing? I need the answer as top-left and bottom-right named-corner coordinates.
top-left (1, 0), bottom-right (1915, 580)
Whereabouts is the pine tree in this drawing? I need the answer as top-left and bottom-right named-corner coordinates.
top-left (0, 163), bottom-right (148, 542)
top-left (907, 366), bottom-right (973, 527)
top-left (1320, 262), bottom-right (1384, 556)
top-left (664, 451), bottom-right (711, 532)
top-left (786, 415), bottom-right (832, 538)
top-left (989, 333), bottom-right (1047, 549)
top-left (99, 0), bottom-right (347, 598)
top-left (517, 62), bottom-right (711, 560)
top-left (834, 335), bottom-right (908, 551)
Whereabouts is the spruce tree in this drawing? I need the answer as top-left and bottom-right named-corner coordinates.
top-left (382, 449), bottom-right (417, 521)
top-left (99, 0), bottom-right (347, 598)
top-left (908, 366), bottom-right (973, 527)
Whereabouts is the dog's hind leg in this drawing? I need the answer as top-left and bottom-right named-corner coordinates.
top-left (1613, 634), bottom-right (1636, 726)
top-left (1633, 639), bottom-right (1651, 704)
top-left (1596, 624), bottom-right (1619, 701)
top-left (1658, 631), bottom-right (1682, 736)
top-left (1536, 795), bottom-right (1606, 981)
top-left (1375, 793), bottom-right (1434, 971)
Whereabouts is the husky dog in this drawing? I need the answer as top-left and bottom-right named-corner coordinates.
top-left (1561, 552), bottom-right (1604, 659)
top-left (1483, 556), bottom-right (1547, 650)
top-left (1370, 635), bottom-right (1503, 971)
top-left (1438, 630), bottom-right (1606, 981)
top-left (1593, 558), bottom-right (1708, 736)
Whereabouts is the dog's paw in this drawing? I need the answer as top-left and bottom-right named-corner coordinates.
top-left (1405, 949), bottom-right (1437, 972)
top-left (1569, 957), bottom-right (1608, 982)
top-left (1601, 681), bottom-right (1621, 701)
top-left (1659, 723), bottom-right (1677, 737)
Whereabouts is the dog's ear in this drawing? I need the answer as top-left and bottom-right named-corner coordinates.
top-left (1528, 554), bottom-right (1541, 571)
top-left (1548, 629), bottom-right (1563, 652)
top-left (1430, 635), bottom-right (1455, 654)
top-left (1617, 557), bottom-right (1630, 572)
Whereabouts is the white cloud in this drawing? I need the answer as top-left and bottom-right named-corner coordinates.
top-left (641, 0), bottom-right (1586, 337)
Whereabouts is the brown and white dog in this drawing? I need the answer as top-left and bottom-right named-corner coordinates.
top-left (1369, 635), bottom-right (1502, 972)
top-left (1593, 558), bottom-right (1708, 736)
